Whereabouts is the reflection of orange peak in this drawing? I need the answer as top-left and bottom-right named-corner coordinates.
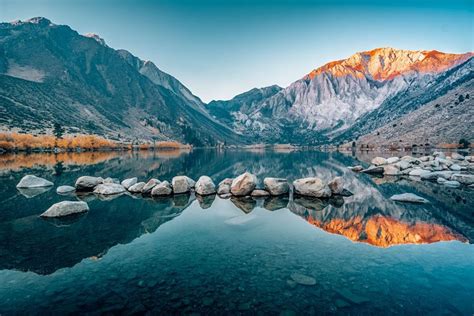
top-left (306, 48), bottom-right (473, 81)
top-left (306, 214), bottom-right (467, 247)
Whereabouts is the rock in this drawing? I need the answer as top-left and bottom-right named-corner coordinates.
top-left (293, 177), bottom-right (331, 198)
top-left (349, 165), bottom-right (363, 172)
top-left (436, 157), bottom-right (453, 167)
top-left (421, 171), bottom-right (455, 181)
top-left (142, 178), bottom-right (160, 194)
top-left (451, 174), bottom-right (474, 185)
top-left (40, 201), bottom-right (89, 218)
top-left (390, 193), bottom-right (429, 204)
top-left (219, 193), bottom-right (232, 199)
top-left (128, 182), bottom-right (146, 193)
top-left (395, 160), bottom-right (411, 170)
top-left (433, 151), bottom-right (446, 159)
top-left (121, 177), bottom-right (138, 189)
top-left (217, 178), bottom-right (233, 195)
top-left (264, 196), bottom-right (289, 211)
top-left (263, 177), bottom-right (289, 195)
top-left (408, 169), bottom-right (431, 177)
top-left (386, 157), bottom-right (400, 164)
top-left (401, 168), bottom-right (414, 175)
top-left (103, 177), bottom-right (120, 184)
top-left (16, 175), bottom-right (53, 188)
top-left (328, 177), bottom-right (344, 194)
top-left (230, 172), bottom-right (257, 196)
top-left (172, 176), bottom-right (195, 194)
top-left (361, 166), bottom-right (384, 174)
top-left (383, 165), bottom-right (400, 176)
top-left (290, 273), bottom-right (316, 286)
top-left (75, 176), bottom-right (103, 191)
top-left (449, 164), bottom-right (461, 171)
top-left (195, 176), bottom-right (216, 196)
top-left (444, 180), bottom-right (461, 187)
top-left (451, 152), bottom-right (464, 160)
top-left (437, 177), bottom-right (447, 184)
top-left (465, 156), bottom-right (474, 162)
top-left (56, 185), bottom-right (75, 194)
top-left (93, 183), bottom-right (126, 195)
top-left (419, 156), bottom-right (431, 162)
top-left (151, 181), bottom-right (173, 196)
top-left (251, 189), bottom-right (270, 197)
top-left (401, 156), bottom-right (418, 164)
top-left (337, 289), bottom-right (370, 305)
top-left (371, 157), bottom-right (387, 166)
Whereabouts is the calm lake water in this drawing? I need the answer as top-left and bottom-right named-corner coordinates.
top-left (0, 149), bottom-right (473, 315)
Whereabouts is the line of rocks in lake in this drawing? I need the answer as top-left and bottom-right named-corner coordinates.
top-left (16, 172), bottom-right (352, 218)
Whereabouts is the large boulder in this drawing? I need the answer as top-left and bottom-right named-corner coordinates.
top-left (56, 185), bottom-right (75, 194)
top-left (217, 178), bottom-right (233, 195)
top-left (195, 176), bottom-right (216, 196)
top-left (395, 160), bottom-right (411, 170)
top-left (386, 157), bottom-right (400, 164)
top-left (121, 177), bottom-right (138, 189)
top-left (383, 165), bottom-right (400, 176)
top-left (40, 201), bottom-right (89, 218)
top-left (231, 172), bottom-right (257, 196)
top-left (263, 178), bottom-right (289, 196)
top-left (408, 169), bottom-right (431, 177)
top-left (433, 151), bottom-right (446, 159)
top-left (390, 193), bottom-right (428, 204)
top-left (75, 176), bottom-right (103, 191)
top-left (328, 177), bottom-right (344, 195)
top-left (142, 178), bottom-right (161, 194)
top-left (93, 183), bottom-right (126, 195)
top-left (293, 177), bottom-right (331, 198)
top-left (16, 175), bottom-right (53, 188)
top-left (451, 152), bottom-right (464, 160)
top-left (451, 174), bottom-right (474, 185)
top-left (172, 176), bottom-right (195, 194)
top-left (128, 182), bottom-right (146, 193)
top-left (371, 157), bottom-right (387, 166)
top-left (151, 181), bottom-right (173, 196)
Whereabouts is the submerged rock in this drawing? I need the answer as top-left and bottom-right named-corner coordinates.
top-left (128, 182), bottom-right (146, 193)
top-left (142, 178), bottom-right (160, 194)
top-left (16, 175), bottom-right (53, 188)
top-left (390, 193), bottom-right (428, 204)
top-left (93, 183), bottom-right (126, 195)
top-left (290, 273), bottom-right (316, 286)
top-left (263, 177), bottom-right (289, 195)
top-left (56, 185), bottom-right (75, 194)
top-left (328, 177), bottom-right (344, 194)
top-left (17, 187), bottom-right (52, 198)
top-left (293, 177), bottom-right (331, 198)
top-left (231, 172), bottom-right (257, 196)
top-left (121, 177), bottom-right (138, 189)
top-left (443, 180), bottom-right (461, 187)
top-left (172, 176), bottom-right (195, 194)
top-left (195, 176), bottom-right (216, 196)
top-left (75, 176), bottom-right (103, 191)
top-left (151, 181), bottom-right (173, 196)
top-left (41, 201), bottom-right (89, 218)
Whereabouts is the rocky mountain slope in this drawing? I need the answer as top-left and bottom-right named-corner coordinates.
top-left (0, 17), bottom-right (241, 146)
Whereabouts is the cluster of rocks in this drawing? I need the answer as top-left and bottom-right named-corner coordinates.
top-left (349, 152), bottom-right (474, 188)
top-left (17, 172), bottom-right (350, 218)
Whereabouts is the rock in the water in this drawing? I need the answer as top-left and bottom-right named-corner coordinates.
top-left (217, 178), bottom-right (233, 195)
top-left (449, 164), bottom-right (461, 171)
top-left (195, 176), bottom-right (216, 196)
top-left (75, 176), bottom-right (103, 191)
top-left (383, 165), bottom-right (400, 176)
top-left (231, 172), bottom-right (257, 196)
top-left (421, 171), bottom-right (455, 181)
top-left (16, 175), bottom-right (53, 188)
top-left (395, 160), bottom-right (411, 170)
top-left (121, 177), bottom-right (138, 189)
top-left (328, 177), bottom-right (344, 194)
top-left (142, 178), bottom-right (161, 194)
top-left (337, 289), bottom-right (370, 305)
top-left (128, 182), bottom-right (146, 193)
top-left (293, 177), bottom-right (331, 198)
top-left (172, 176), bottom-right (195, 194)
top-left (251, 189), bottom-right (270, 197)
top-left (408, 169), bottom-right (431, 177)
top-left (93, 183), bottom-right (126, 195)
top-left (56, 185), bottom-right (75, 194)
top-left (443, 180), bottom-right (461, 187)
top-left (386, 157), bottom-right (400, 164)
top-left (390, 193), bottom-right (429, 204)
top-left (451, 152), bottom-right (464, 160)
top-left (437, 177), bottom-right (447, 184)
top-left (419, 156), bottom-right (431, 162)
top-left (361, 166), bottom-right (384, 174)
top-left (40, 201), bottom-right (89, 218)
top-left (371, 157), bottom-right (387, 166)
top-left (103, 177), bottom-right (120, 184)
top-left (451, 174), bottom-right (474, 185)
top-left (349, 165), bottom-right (363, 172)
top-left (263, 177), bottom-right (289, 196)
top-left (290, 273), bottom-right (316, 286)
top-left (151, 181), bottom-right (173, 196)
top-left (433, 151), bottom-right (446, 159)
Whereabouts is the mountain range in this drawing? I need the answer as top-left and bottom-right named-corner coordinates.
top-left (0, 17), bottom-right (472, 146)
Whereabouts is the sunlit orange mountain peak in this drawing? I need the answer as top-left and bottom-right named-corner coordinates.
top-left (306, 47), bottom-right (473, 81)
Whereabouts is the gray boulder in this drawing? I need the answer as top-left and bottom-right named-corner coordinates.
top-left (263, 178), bottom-right (289, 196)
top-left (128, 182), bottom-right (146, 193)
top-left (383, 165), bottom-right (400, 176)
top-left (349, 165), bottom-right (364, 172)
top-left (142, 178), bottom-right (161, 194)
top-left (151, 181), bottom-right (173, 196)
top-left (16, 175), bottom-right (53, 188)
top-left (451, 152), bottom-right (464, 160)
top-left (361, 166), bottom-right (384, 174)
top-left (386, 157), bottom-right (400, 164)
top-left (251, 189), bottom-right (270, 197)
top-left (390, 193), bottom-right (428, 204)
top-left (231, 172), bottom-right (257, 196)
top-left (195, 176), bottom-right (216, 196)
top-left (75, 176), bottom-right (103, 191)
top-left (451, 174), bottom-right (474, 185)
top-left (93, 183), bottom-right (126, 195)
top-left (172, 176), bottom-right (195, 194)
top-left (41, 201), bottom-right (89, 218)
top-left (444, 180), bottom-right (461, 187)
top-left (328, 177), bottom-right (344, 195)
top-left (395, 160), bottom-right (411, 170)
top-left (449, 164), bottom-right (462, 171)
top-left (371, 157), bottom-right (387, 166)
top-left (56, 185), bottom-right (75, 194)
top-left (121, 177), bottom-right (138, 189)
top-left (293, 177), bottom-right (331, 198)
top-left (408, 169), bottom-right (431, 177)
top-left (217, 178), bottom-right (233, 195)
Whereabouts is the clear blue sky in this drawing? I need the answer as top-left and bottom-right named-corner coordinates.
top-left (1, 0), bottom-right (473, 102)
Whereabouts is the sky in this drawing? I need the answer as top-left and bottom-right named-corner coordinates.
top-left (1, 0), bottom-right (473, 102)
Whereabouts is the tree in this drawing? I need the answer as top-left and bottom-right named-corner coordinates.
top-left (53, 122), bottom-right (64, 139)
top-left (459, 138), bottom-right (470, 149)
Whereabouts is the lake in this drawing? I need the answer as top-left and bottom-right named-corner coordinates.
top-left (1, 149), bottom-right (473, 314)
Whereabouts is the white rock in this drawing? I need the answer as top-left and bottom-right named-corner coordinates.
top-left (408, 169), bottom-right (431, 177)
top-left (230, 172), bottom-right (257, 196)
top-left (293, 177), bottom-right (331, 198)
top-left (437, 177), bottom-right (447, 184)
top-left (41, 201), bottom-right (89, 218)
top-left (151, 181), bottom-right (173, 196)
top-left (217, 178), bottom-right (233, 195)
top-left (419, 156), bottom-right (431, 162)
top-left (390, 193), bottom-right (428, 204)
top-left (128, 182), bottom-right (146, 193)
top-left (383, 165), bottom-right (400, 175)
top-left (328, 177), bottom-right (344, 194)
top-left (395, 160), bottom-right (411, 170)
top-left (263, 178), bottom-right (289, 195)
top-left (103, 177), bottom-right (119, 184)
top-left (444, 180), bottom-right (461, 187)
top-left (172, 176), bottom-right (195, 194)
top-left (75, 176), bottom-right (103, 191)
top-left (195, 176), bottom-right (216, 196)
top-left (433, 152), bottom-right (446, 159)
top-left (16, 175), bottom-right (53, 188)
top-left (56, 185), bottom-right (75, 194)
top-left (250, 189), bottom-right (270, 197)
top-left (451, 152), bottom-right (464, 160)
top-left (121, 177), bottom-right (138, 189)
top-left (451, 174), bottom-right (474, 185)
top-left (386, 157), bottom-right (400, 164)
top-left (93, 183), bottom-right (126, 195)
top-left (450, 164), bottom-right (461, 171)
top-left (142, 178), bottom-right (161, 194)
top-left (371, 157), bottom-right (387, 166)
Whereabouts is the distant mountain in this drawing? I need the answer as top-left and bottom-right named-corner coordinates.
top-left (0, 17), bottom-right (241, 146)
top-left (210, 48), bottom-right (472, 144)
